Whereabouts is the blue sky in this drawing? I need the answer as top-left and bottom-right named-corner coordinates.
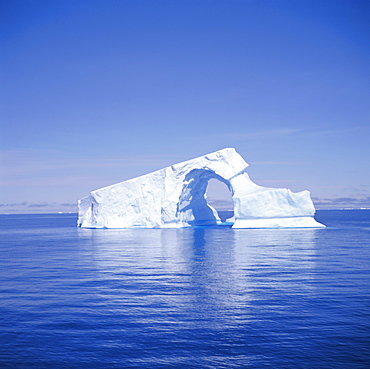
top-left (1, 0), bottom-right (369, 213)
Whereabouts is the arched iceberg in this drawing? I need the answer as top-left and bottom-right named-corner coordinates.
top-left (78, 148), bottom-right (324, 228)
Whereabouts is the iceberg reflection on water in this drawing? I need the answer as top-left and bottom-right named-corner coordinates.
top-left (1, 212), bottom-right (369, 368)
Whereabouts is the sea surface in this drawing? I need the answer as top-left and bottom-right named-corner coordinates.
top-left (0, 210), bottom-right (369, 368)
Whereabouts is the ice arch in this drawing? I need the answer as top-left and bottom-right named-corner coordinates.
top-left (78, 148), bottom-right (324, 228)
top-left (177, 169), bottom-right (233, 226)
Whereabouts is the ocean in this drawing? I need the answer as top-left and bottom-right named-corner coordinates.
top-left (0, 210), bottom-right (369, 368)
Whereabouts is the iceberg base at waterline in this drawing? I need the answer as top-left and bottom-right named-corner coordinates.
top-left (77, 148), bottom-right (325, 229)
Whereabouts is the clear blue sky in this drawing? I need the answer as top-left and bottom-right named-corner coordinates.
top-left (1, 0), bottom-right (369, 213)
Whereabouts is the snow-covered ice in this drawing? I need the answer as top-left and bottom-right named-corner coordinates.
top-left (78, 148), bottom-right (325, 228)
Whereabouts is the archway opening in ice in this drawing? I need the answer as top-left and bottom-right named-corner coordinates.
top-left (177, 169), bottom-right (235, 226)
top-left (206, 178), bottom-right (234, 222)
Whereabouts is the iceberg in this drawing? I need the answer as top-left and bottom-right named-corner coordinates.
top-left (78, 148), bottom-right (325, 228)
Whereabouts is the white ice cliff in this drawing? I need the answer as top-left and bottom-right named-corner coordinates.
top-left (78, 148), bottom-right (325, 228)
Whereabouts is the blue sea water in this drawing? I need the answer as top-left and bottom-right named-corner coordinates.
top-left (0, 210), bottom-right (369, 368)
